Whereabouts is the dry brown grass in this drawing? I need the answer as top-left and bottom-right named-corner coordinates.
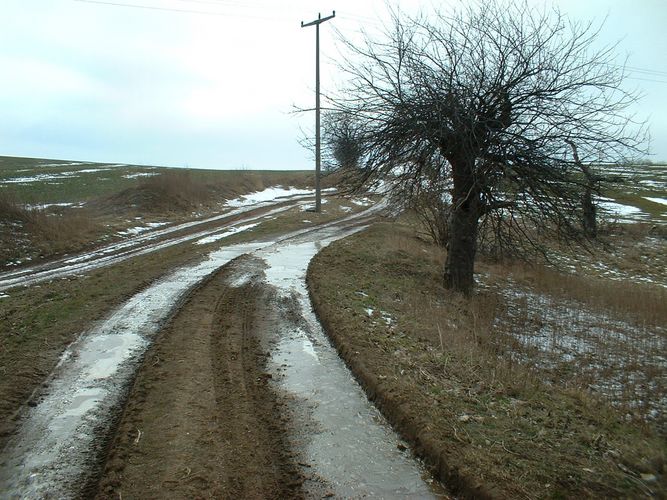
top-left (0, 190), bottom-right (101, 266)
top-left (99, 169), bottom-right (315, 215)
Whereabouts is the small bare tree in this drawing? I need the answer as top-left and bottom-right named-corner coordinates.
top-left (322, 111), bottom-right (365, 172)
top-left (332, 1), bottom-right (646, 294)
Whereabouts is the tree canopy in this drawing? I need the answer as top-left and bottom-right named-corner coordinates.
top-left (329, 1), bottom-right (647, 294)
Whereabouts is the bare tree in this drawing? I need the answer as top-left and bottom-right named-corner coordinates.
top-left (322, 111), bottom-right (365, 172)
top-left (332, 1), bottom-right (646, 294)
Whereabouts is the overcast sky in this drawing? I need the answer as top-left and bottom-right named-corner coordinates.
top-left (1, 0), bottom-right (666, 170)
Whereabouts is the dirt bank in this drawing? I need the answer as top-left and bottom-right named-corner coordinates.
top-left (96, 262), bottom-right (303, 499)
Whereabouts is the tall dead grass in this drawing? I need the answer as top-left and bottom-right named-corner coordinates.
top-left (102, 169), bottom-right (315, 214)
top-left (383, 224), bottom-right (666, 428)
top-left (0, 189), bottom-right (100, 265)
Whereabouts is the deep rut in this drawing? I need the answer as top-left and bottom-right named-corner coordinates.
top-left (96, 266), bottom-right (302, 499)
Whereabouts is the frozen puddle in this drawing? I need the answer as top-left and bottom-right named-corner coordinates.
top-left (0, 242), bottom-right (269, 499)
top-left (259, 237), bottom-right (439, 498)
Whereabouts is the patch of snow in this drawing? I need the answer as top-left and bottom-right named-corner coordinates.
top-left (226, 186), bottom-right (314, 208)
top-left (117, 222), bottom-right (168, 237)
top-left (340, 205), bottom-right (353, 213)
top-left (300, 199), bottom-right (329, 211)
top-left (23, 202), bottom-right (75, 211)
top-left (380, 311), bottom-right (395, 326)
top-left (644, 196), bottom-right (667, 206)
top-left (195, 222), bottom-right (260, 245)
top-left (122, 172), bottom-right (159, 179)
top-left (77, 168), bottom-right (112, 174)
top-left (37, 162), bottom-right (86, 167)
top-left (351, 197), bottom-right (373, 207)
top-left (597, 200), bottom-right (651, 223)
top-left (302, 220), bottom-right (312, 223)
top-left (638, 180), bottom-right (666, 189)
top-left (0, 292), bottom-right (8, 299)
top-left (366, 307), bottom-right (375, 317)
top-left (2, 173), bottom-right (79, 184)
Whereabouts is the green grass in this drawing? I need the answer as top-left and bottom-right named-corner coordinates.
top-left (0, 155), bottom-right (314, 205)
top-left (599, 162), bottom-right (666, 222)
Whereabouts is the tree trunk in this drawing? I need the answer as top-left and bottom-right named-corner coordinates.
top-left (443, 156), bottom-right (480, 295)
top-left (581, 188), bottom-right (597, 238)
top-left (567, 139), bottom-right (597, 239)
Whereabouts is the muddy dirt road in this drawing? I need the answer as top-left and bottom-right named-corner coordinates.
top-left (1, 201), bottom-right (446, 498)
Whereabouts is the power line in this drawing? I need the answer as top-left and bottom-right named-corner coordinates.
top-left (74, 0), bottom-right (229, 15)
top-left (301, 11), bottom-right (336, 213)
top-left (73, 0), bottom-right (291, 20)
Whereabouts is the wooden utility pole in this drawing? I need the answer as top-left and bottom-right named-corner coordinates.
top-left (301, 11), bottom-right (335, 213)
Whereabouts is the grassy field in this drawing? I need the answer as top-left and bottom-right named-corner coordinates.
top-left (597, 162), bottom-right (667, 223)
top-left (0, 156), bottom-right (313, 205)
top-left (0, 155), bottom-right (315, 268)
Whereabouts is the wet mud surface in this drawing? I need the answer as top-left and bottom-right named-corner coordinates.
top-left (97, 263), bottom-right (303, 499)
top-left (97, 250), bottom-right (442, 498)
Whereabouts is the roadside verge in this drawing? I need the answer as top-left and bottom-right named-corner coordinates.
top-left (307, 221), bottom-right (665, 499)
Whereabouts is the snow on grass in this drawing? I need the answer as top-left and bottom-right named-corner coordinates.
top-left (351, 197), bottom-right (373, 207)
top-left (495, 283), bottom-right (667, 420)
top-left (122, 172), bottom-right (159, 179)
top-left (23, 202), bottom-right (76, 210)
top-left (76, 168), bottom-right (112, 174)
top-left (639, 180), bottom-right (666, 189)
top-left (2, 173), bottom-right (80, 184)
top-left (644, 196), bottom-right (667, 206)
top-left (225, 186), bottom-right (314, 208)
top-left (117, 222), bottom-right (169, 237)
top-left (299, 199), bottom-right (329, 211)
top-left (598, 200), bottom-right (643, 217)
top-left (194, 222), bottom-right (260, 245)
top-left (2, 168), bottom-right (112, 184)
top-left (37, 162), bottom-right (87, 167)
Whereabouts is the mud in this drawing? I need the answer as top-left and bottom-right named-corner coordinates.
top-left (0, 243), bottom-right (267, 499)
top-left (2, 200), bottom-right (446, 498)
top-left (96, 263), bottom-right (302, 499)
top-left (257, 242), bottom-right (444, 498)
top-left (96, 249), bottom-right (443, 499)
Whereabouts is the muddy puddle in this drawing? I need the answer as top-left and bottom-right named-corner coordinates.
top-left (257, 236), bottom-right (443, 498)
top-left (0, 242), bottom-right (269, 499)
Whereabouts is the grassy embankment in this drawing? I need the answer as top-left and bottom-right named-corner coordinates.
top-left (308, 216), bottom-right (665, 498)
